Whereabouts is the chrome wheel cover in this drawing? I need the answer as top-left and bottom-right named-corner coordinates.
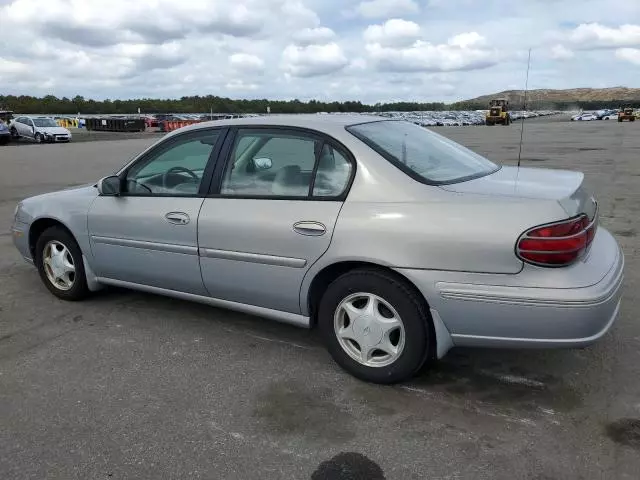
top-left (334, 292), bottom-right (405, 368)
top-left (42, 240), bottom-right (75, 291)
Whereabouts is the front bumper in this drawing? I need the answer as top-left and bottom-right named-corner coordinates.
top-left (11, 220), bottom-right (32, 263)
top-left (44, 134), bottom-right (71, 142)
top-left (398, 228), bottom-right (624, 351)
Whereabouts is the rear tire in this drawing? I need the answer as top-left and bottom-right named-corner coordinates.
top-left (318, 268), bottom-right (432, 384)
top-left (35, 226), bottom-right (90, 301)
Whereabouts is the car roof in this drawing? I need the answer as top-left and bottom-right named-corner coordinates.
top-left (177, 114), bottom-right (386, 136)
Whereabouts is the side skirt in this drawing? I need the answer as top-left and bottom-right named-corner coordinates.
top-left (95, 277), bottom-right (311, 328)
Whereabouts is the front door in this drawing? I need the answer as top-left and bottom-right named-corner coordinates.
top-left (88, 128), bottom-right (225, 295)
top-left (198, 127), bottom-right (355, 313)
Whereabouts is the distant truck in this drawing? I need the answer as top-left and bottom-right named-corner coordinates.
top-left (618, 106), bottom-right (635, 122)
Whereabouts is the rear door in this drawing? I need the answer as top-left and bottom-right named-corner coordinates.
top-left (88, 128), bottom-right (226, 294)
top-left (198, 127), bottom-right (355, 313)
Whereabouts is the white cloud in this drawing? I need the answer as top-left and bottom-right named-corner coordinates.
top-left (363, 19), bottom-right (421, 47)
top-left (281, 0), bottom-right (320, 28)
top-left (281, 43), bottom-right (349, 77)
top-left (615, 48), bottom-right (640, 65)
top-left (366, 40), bottom-right (496, 72)
top-left (564, 23), bottom-right (640, 49)
top-left (225, 79), bottom-right (259, 90)
top-left (550, 44), bottom-right (574, 59)
top-left (355, 0), bottom-right (419, 19)
top-left (448, 32), bottom-right (486, 49)
top-left (365, 30), bottom-right (496, 72)
top-left (229, 53), bottom-right (265, 72)
top-left (292, 27), bottom-right (335, 46)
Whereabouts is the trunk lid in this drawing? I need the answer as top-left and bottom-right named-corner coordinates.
top-left (440, 166), bottom-right (597, 219)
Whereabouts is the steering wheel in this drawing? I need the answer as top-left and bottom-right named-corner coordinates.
top-left (163, 166), bottom-right (199, 189)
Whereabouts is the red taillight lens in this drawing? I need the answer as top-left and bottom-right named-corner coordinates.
top-left (517, 213), bottom-right (597, 267)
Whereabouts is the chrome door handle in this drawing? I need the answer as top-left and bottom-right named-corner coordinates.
top-left (165, 212), bottom-right (190, 225)
top-left (293, 221), bottom-right (326, 236)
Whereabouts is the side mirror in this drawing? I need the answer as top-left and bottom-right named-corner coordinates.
top-left (97, 175), bottom-right (122, 196)
top-left (253, 157), bottom-right (273, 171)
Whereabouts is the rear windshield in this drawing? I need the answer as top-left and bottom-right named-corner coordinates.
top-left (347, 120), bottom-right (499, 184)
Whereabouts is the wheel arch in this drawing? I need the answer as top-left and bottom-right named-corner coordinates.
top-left (306, 260), bottom-right (428, 324)
top-left (305, 260), bottom-right (443, 360)
top-left (28, 217), bottom-right (75, 259)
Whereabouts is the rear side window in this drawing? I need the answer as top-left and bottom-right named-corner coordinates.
top-left (219, 129), bottom-right (353, 199)
top-left (347, 120), bottom-right (499, 185)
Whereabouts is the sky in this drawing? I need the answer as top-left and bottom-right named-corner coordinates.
top-left (1, 0), bottom-right (639, 103)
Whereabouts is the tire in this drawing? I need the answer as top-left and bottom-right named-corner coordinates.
top-left (35, 133), bottom-right (43, 143)
top-left (631, 117), bottom-right (636, 122)
top-left (10, 127), bottom-right (19, 139)
top-left (35, 226), bottom-right (90, 301)
top-left (318, 268), bottom-right (432, 384)
top-left (618, 118), bottom-right (623, 122)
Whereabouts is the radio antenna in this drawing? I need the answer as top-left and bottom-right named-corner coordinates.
top-left (517, 48), bottom-right (532, 168)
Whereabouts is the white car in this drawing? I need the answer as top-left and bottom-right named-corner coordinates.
top-left (570, 113), bottom-right (597, 121)
top-left (10, 116), bottom-right (72, 143)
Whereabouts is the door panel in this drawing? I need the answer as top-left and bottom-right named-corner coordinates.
top-left (198, 199), bottom-right (341, 313)
top-left (89, 197), bottom-right (207, 294)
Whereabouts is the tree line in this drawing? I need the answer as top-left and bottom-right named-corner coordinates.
top-left (1, 94), bottom-right (638, 115)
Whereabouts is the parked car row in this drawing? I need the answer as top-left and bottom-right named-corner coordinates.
top-left (372, 110), bottom-right (560, 126)
top-left (571, 108), bottom-right (639, 122)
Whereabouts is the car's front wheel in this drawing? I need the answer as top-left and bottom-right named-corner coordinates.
top-left (319, 268), bottom-right (432, 384)
top-left (35, 226), bottom-right (89, 301)
top-left (10, 127), bottom-right (19, 138)
top-left (35, 133), bottom-right (43, 143)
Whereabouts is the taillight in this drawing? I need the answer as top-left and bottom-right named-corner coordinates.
top-left (516, 213), bottom-right (598, 267)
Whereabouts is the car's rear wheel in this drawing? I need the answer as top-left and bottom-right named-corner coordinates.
top-left (318, 268), bottom-right (432, 384)
top-left (35, 226), bottom-right (89, 301)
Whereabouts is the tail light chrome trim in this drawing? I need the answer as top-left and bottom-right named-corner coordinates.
top-left (516, 204), bottom-right (598, 267)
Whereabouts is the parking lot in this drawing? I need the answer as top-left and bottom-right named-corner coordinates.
top-left (1, 118), bottom-right (639, 479)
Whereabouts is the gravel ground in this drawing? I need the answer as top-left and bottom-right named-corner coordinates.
top-left (0, 119), bottom-right (639, 479)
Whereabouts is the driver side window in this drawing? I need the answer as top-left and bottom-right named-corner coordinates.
top-left (124, 130), bottom-right (221, 196)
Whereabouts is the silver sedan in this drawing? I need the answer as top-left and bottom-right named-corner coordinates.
top-left (11, 115), bottom-right (624, 383)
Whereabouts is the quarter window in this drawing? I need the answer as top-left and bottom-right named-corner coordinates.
top-left (124, 130), bottom-right (221, 196)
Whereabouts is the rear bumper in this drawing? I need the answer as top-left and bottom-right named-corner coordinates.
top-left (397, 228), bottom-right (624, 354)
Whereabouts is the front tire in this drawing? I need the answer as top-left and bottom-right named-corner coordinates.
top-left (35, 226), bottom-right (89, 301)
top-left (35, 133), bottom-right (43, 143)
top-left (318, 268), bottom-right (432, 384)
top-left (10, 127), bottom-right (19, 139)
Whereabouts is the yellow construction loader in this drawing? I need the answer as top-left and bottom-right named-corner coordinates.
top-left (618, 106), bottom-right (635, 122)
top-left (485, 98), bottom-right (511, 125)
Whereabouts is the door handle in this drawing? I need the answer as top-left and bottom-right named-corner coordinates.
top-left (293, 221), bottom-right (326, 236)
top-left (165, 212), bottom-right (190, 225)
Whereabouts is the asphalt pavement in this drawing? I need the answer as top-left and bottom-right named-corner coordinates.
top-left (1, 119), bottom-right (639, 479)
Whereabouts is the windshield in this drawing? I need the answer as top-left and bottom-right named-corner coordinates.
top-left (347, 120), bottom-right (499, 184)
top-left (33, 118), bottom-right (58, 127)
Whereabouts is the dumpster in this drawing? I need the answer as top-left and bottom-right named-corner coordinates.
top-left (85, 118), bottom-right (146, 132)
